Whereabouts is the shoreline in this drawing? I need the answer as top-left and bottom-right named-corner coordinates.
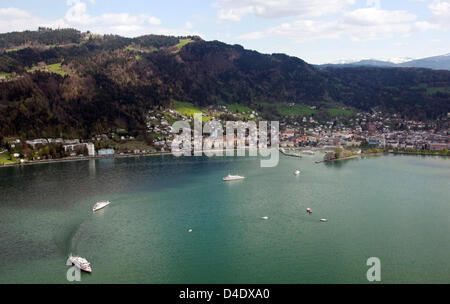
top-left (390, 151), bottom-right (450, 157)
top-left (0, 152), bottom-right (173, 168)
top-left (2, 148), bottom-right (448, 169)
top-left (315, 155), bottom-right (359, 164)
top-left (0, 148), bottom-right (257, 168)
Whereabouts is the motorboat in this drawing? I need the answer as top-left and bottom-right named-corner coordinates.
top-left (93, 200), bottom-right (111, 212)
top-left (320, 219), bottom-right (328, 222)
top-left (68, 254), bottom-right (92, 273)
top-left (261, 216), bottom-right (269, 220)
top-left (306, 208), bottom-right (312, 214)
top-left (223, 175), bottom-right (245, 181)
top-left (294, 170), bottom-right (301, 175)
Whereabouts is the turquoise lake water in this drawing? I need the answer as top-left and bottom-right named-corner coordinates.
top-left (0, 153), bottom-right (449, 283)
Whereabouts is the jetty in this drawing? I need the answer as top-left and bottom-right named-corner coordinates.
top-left (279, 148), bottom-right (303, 158)
top-left (315, 155), bottom-right (359, 164)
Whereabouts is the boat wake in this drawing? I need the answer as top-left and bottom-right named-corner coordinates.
top-left (53, 217), bottom-right (88, 258)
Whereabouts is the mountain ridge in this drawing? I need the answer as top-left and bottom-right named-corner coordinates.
top-left (0, 28), bottom-right (449, 138)
top-left (316, 53), bottom-right (450, 70)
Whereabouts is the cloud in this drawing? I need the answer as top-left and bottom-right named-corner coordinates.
top-left (238, 7), bottom-right (418, 42)
top-left (217, 0), bottom-right (356, 21)
top-left (0, 1), bottom-right (198, 37)
top-left (0, 7), bottom-right (66, 32)
top-left (62, 0), bottom-right (163, 36)
top-left (408, 0), bottom-right (450, 32)
top-left (343, 8), bottom-right (416, 26)
top-left (428, 0), bottom-right (450, 29)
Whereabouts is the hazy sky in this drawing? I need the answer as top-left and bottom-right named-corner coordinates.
top-left (0, 0), bottom-right (449, 64)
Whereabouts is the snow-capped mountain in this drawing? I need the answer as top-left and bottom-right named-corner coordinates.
top-left (317, 54), bottom-right (450, 70)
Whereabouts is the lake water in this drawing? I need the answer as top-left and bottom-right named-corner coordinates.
top-left (0, 153), bottom-right (449, 283)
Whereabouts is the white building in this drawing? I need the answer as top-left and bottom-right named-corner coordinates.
top-left (86, 143), bottom-right (96, 156)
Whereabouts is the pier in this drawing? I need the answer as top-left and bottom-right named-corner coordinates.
top-left (279, 148), bottom-right (303, 158)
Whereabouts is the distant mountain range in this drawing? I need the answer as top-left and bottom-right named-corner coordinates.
top-left (316, 54), bottom-right (450, 70)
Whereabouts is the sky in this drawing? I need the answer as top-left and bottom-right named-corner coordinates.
top-left (0, 0), bottom-right (449, 64)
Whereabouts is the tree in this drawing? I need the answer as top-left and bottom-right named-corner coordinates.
top-left (324, 152), bottom-right (335, 161)
top-left (334, 147), bottom-right (344, 159)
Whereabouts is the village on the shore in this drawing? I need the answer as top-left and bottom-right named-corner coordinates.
top-left (1, 104), bottom-right (449, 166)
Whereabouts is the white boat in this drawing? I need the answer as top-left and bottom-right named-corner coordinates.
top-left (261, 216), bottom-right (269, 220)
top-left (223, 175), bottom-right (245, 181)
top-left (320, 219), bottom-right (328, 222)
top-left (294, 170), bottom-right (301, 175)
top-left (68, 254), bottom-right (92, 273)
top-left (93, 200), bottom-right (111, 212)
top-left (303, 150), bottom-right (315, 155)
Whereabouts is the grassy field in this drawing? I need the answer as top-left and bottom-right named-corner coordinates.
top-left (0, 151), bottom-right (16, 165)
top-left (226, 103), bottom-right (256, 114)
top-left (0, 72), bottom-right (12, 78)
top-left (173, 100), bottom-right (212, 121)
top-left (5, 47), bottom-right (21, 53)
top-left (173, 100), bottom-right (202, 116)
top-left (125, 45), bottom-right (156, 53)
top-left (125, 45), bottom-right (135, 52)
top-left (172, 38), bottom-right (194, 54)
top-left (114, 140), bottom-right (153, 152)
top-left (277, 104), bottom-right (316, 116)
top-left (28, 62), bottom-right (68, 76)
top-left (48, 63), bottom-right (67, 76)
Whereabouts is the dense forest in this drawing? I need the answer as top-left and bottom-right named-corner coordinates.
top-left (0, 28), bottom-right (449, 138)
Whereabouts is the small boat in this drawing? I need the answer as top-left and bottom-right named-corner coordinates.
top-left (188, 229), bottom-right (193, 233)
top-left (223, 175), bottom-right (245, 181)
top-left (93, 200), bottom-right (111, 212)
top-left (303, 150), bottom-right (315, 155)
top-left (68, 254), bottom-right (92, 273)
top-left (294, 170), bottom-right (301, 175)
top-left (261, 216), bottom-right (269, 220)
top-left (320, 219), bottom-right (328, 222)
top-left (306, 208), bottom-right (312, 214)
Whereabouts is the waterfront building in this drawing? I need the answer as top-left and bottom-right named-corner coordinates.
top-left (429, 143), bottom-right (448, 151)
top-left (98, 149), bottom-right (115, 156)
top-left (86, 143), bottom-right (96, 156)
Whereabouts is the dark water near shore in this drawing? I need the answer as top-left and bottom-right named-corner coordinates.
top-left (0, 154), bottom-right (449, 283)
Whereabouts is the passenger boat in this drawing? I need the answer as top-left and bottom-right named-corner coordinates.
top-left (93, 200), bottom-right (111, 212)
top-left (68, 254), bottom-right (92, 273)
top-left (223, 175), bottom-right (245, 181)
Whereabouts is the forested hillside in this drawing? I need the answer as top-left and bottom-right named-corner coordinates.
top-left (0, 28), bottom-right (449, 138)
